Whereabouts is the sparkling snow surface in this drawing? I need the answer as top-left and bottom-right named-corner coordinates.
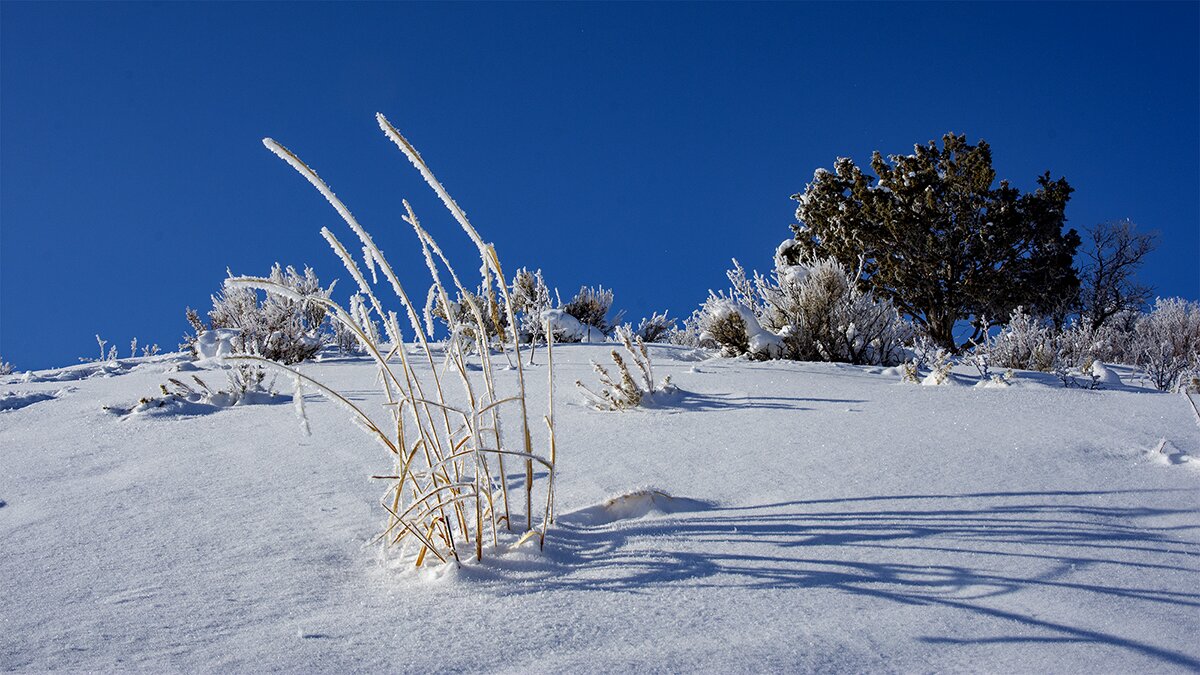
top-left (2, 347), bottom-right (1198, 671)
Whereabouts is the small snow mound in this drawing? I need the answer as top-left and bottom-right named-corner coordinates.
top-left (921, 371), bottom-right (964, 387)
top-left (0, 390), bottom-right (57, 412)
top-left (29, 361), bottom-right (132, 382)
top-left (565, 489), bottom-right (713, 527)
top-left (974, 376), bottom-right (1011, 389)
top-left (637, 384), bottom-right (684, 409)
top-left (194, 329), bottom-right (241, 359)
top-left (1091, 361), bottom-right (1122, 387)
top-left (1147, 439), bottom-right (1199, 469)
top-left (541, 309), bottom-right (606, 343)
top-left (663, 348), bottom-right (710, 363)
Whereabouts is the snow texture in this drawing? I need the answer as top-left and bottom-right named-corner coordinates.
top-left (2, 346), bottom-right (1199, 672)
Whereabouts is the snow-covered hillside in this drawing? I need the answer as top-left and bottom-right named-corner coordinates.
top-left (2, 346), bottom-right (1199, 671)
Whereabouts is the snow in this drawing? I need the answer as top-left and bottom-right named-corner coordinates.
top-left (542, 308), bottom-right (606, 343)
top-left (1092, 360), bottom-right (1124, 387)
top-left (2, 347), bottom-right (1199, 671)
top-left (194, 328), bottom-right (241, 359)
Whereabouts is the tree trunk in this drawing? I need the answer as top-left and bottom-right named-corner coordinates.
top-left (925, 311), bottom-right (958, 353)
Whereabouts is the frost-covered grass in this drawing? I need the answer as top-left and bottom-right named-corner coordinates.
top-left (220, 116), bottom-right (559, 566)
top-left (2, 346), bottom-right (1198, 671)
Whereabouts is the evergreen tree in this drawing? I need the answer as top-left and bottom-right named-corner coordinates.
top-left (788, 133), bottom-right (1080, 350)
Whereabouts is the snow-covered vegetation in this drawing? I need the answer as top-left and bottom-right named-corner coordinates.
top-left (186, 264), bottom-right (335, 364)
top-left (228, 116), bottom-right (560, 564)
top-left (576, 325), bottom-right (674, 410)
top-left (691, 251), bottom-right (911, 365)
top-left (974, 301), bottom-right (1200, 392)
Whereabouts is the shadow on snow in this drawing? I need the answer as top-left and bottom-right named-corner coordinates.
top-left (479, 488), bottom-right (1200, 668)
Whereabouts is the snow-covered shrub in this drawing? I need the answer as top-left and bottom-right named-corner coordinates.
top-left (1090, 310), bottom-right (1138, 364)
top-left (332, 293), bottom-right (380, 355)
top-left (0, 358), bottom-right (13, 376)
top-left (788, 258), bottom-right (911, 365)
top-left (87, 335), bottom-right (118, 364)
top-left (1133, 297), bottom-right (1200, 391)
top-left (426, 285), bottom-right (507, 351)
top-left (965, 333), bottom-right (994, 381)
top-left (109, 364), bottom-right (281, 416)
top-left (1178, 367), bottom-right (1200, 394)
top-left (577, 325), bottom-right (673, 410)
top-left (225, 363), bottom-right (273, 399)
top-left (233, 115), bottom-right (558, 565)
top-left (988, 308), bottom-right (1106, 386)
top-left (634, 311), bottom-right (675, 343)
top-left (905, 334), bottom-right (941, 371)
top-left (543, 307), bottom-right (606, 342)
top-left (126, 338), bottom-right (161, 358)
top-left (989, 308), bottom-right (1057, 372)
top-left (198, 264), bottom-right (335, 364)
top-left (668, 309), bottom-right (706, 348)
top-left (510, 267), bottom-right (553, 344)
top-left (561, 285), bottom-right (619, 340)
top-left (693, 250), bottom-right (910, 365)
top-left (922, 350), bottom-right (954, 386)
top-left (697, 295), bottom-right (781, 359)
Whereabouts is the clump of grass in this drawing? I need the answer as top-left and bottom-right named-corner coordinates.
top-left (577, 325), bottom-right (672, 410)
top-left (230, 114), bottom-right (558, 567)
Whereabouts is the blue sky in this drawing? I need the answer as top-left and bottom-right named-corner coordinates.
top-left (2, 2), bottom-right (1197, 369)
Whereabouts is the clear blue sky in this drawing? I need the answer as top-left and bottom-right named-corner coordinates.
top-left (2, 2), bottom-right (1197, 369)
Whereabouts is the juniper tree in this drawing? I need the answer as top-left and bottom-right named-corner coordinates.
top-left (789, 133), bottom-right (1080, 351)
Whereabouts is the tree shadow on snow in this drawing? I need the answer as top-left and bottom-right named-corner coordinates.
top-left (485, 488), bottom-right (1200, 669)
top-left (671, 390), bottom-right (866, 413)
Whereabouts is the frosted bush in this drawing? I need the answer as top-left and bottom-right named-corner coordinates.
top-left (985, 308), bottom-right (1130, 388)
top-left (905, 334), bottom-right (941, 371)
top-left (790, 259), bottom-right (911, 365)
top-left (87, 335), bottom-right (118, 364)
top-left (634, 311), bottom-right (675, 343)
top-left (693, 249), bottom-right (911, 365)
top-left (989, 308), bottom-right (1057, 371)
top-left (426, 285), bottom-right (507, 350)
top-left (921, 349), bottom-right (954, 385)
top-left (1090, 310), bottom-right (1139, 365)
top-left (109, 363), bottom-right (281, 416)
top-left (510, 267), bottom-right (553, 344)
top-left (332, 293), bottom-right (379, 355)
top-left (543, 308), bottom-right (605, 342)
top-left (0, 358), bottom-right (13, 376)
top-left (199, 264), bottom-right (335, 364)
top-left (561, 285), bottom-right (619, 339)
top-left (667, 309), bottom-right (706, 348)
top-left (697, 295), bottom-right (782, 359)
top-left (1133, 297), bottom-right (1200, 391)
top-left (698, 297), bottom-right (751, 356)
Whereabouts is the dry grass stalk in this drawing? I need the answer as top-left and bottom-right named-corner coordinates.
top-left (230, 116), bottom-right (557, 567)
